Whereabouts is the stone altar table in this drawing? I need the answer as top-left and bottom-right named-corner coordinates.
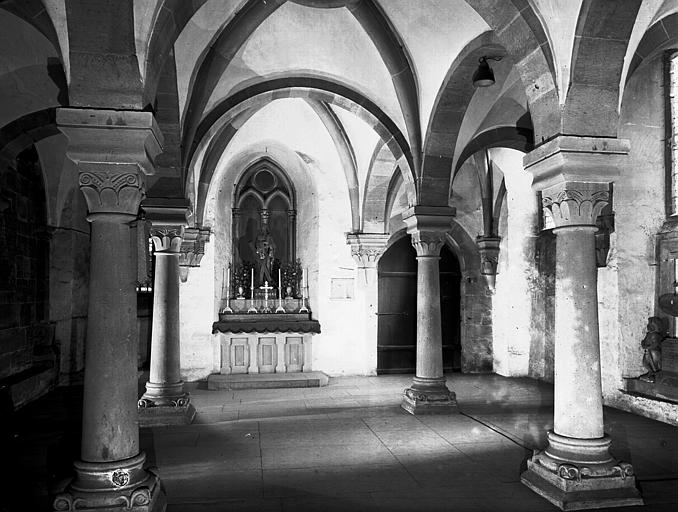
top-left (208, 299), bottom-right (321, 389)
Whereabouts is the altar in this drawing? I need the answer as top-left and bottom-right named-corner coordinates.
top-left (208, 159), bottom-right (322, 388)
top-left (211, 298), bottom-right (320, 378)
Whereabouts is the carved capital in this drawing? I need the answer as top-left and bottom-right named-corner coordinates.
top-left (58, 108), bottom-right (163, 217)
top-left (346, 233), bottom-right (389, 267)
top-left (179, 227), bottom-right (211, 281)
top-left (79, 169), bottom-right (145, 215)
top-left (477, 236), bottom-right (501, 292)
top-left (410, 231), bottom-right (445, 257)
top-left (150, 226), bottom-right (183, 253)
top-left (542, 182), bottom-right (610, 228)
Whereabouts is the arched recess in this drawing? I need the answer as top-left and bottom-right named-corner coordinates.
top-left (564, 0), bottom-right (642, 136)
top-left (420, 31), bottom-right (506, 206)
top-left (179, 0), bottom-right (421, 177)
top-left (232, 158), bottom-right (297, 288)
top-left (464, 0), bottom-right (560, 142)
top-left (376, 232), bottom-right (461, 374)
top-left (189, 78), bottom-right (417, 226)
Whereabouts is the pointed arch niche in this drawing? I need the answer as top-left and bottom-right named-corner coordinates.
top-left (232, 159), bottom-right (297, 287)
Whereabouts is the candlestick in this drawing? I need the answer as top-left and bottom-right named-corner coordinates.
top-left (250, 268), bottom-right (254, 299)
top-left (222, 264), bottom-right (233, 314)
top-left (278, 268), bottom-right (282, 300)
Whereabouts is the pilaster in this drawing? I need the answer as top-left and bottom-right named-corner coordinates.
top-left (347, 233), bottom-right (389, 374)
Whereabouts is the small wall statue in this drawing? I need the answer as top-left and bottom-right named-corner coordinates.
top-left (639, 316), bottom-right (668, 383)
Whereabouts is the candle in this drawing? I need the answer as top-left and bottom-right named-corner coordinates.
top-left (227, 265), bottom-right (230, 299)
top-left (278, 268), bottom-right (282, 299)
top-left (251, 268), bottom-right (254, 299)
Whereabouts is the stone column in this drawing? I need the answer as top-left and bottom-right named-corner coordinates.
top-left (347, 233), bottom-right (389, 373)
top-left (53, 108), bottom-right (165, 512)
top-left (520, 136), bottom-right (642, 510)
top-left (400, 206), bottom-right (457, 414)
top-left (138, 200), bottom-right (195, 427)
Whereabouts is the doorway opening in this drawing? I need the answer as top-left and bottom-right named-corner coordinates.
top-left (376, 236), bottom-right (461, 374)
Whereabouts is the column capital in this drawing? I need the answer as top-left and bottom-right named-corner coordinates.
top-left (179, 227), bottom-right (211, 281)
top-left (402, 206), bottom-right (454, 257)
top-left (477, 236), bottom-right (501, 291)
top-left (346, 233), bottom-right (389, 267)
top-left (410, 231), bottom-right (446, 257)
top-left (143, 199), bottom-right (190, 253)
top-left (57, 108), bottom-right (164, 216)
top-left (524, 135), bottom-right (628, 191)
top-left (542, 181), bottom-right (610, 228)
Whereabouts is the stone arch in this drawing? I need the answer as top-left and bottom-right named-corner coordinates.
top-left (627, 12), bottom-right (678, 84)
top-left (464, 0), bottom-right (559, 142)
top-left (190, 78), bottom-right (418, 226)
top-left (421, 31), bottom-right (507, 206)
top-left (305, 99), bottom-right (360, 232)
top-left (142, 0), bottom-right (209, 107)
top-left (454, 126), bottom-right (534, 176)
top-left (179, 0), bottom-right (421, 177)
top-left (363, 140), bottom-right (397, 233)
top-left (564, 0), bottom-right (642, 136)
top-left (0, 1), bottom-right (63, 63)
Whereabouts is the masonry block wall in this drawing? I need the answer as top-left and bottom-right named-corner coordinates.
top-left (0, 146), bottom-right (56, 408)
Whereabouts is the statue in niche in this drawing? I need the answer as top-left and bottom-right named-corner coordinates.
top-left (255, 226), bottom-right (276, 286)
top-left (639, 316), bottom-right (668, 382)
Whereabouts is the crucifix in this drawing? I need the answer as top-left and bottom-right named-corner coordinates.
top-left (260, 280), bottom-right (274, 313)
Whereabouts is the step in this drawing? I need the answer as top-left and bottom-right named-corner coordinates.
top-left (207, 371), bottom-right (329, 390)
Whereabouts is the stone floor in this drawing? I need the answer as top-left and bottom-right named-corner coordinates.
top-left (7, 374), bottom-right (678, 511)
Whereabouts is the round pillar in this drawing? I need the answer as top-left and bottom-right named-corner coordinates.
top-left (552, 225), bottom-right (604, 439)
top-left (401, 229), bottom-right (456, 414)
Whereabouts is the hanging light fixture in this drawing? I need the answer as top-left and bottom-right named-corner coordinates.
top-left (472, 56), bottom-right (502, 87)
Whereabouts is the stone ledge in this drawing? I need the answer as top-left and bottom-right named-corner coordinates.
top-left (207, 371), bottom-right (329, 390)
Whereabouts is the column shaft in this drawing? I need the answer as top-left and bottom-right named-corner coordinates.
top-left (415, 255), bottom-right (443, 381)
top-left (553, 225), bottom-right (604, 438)
top-left (81, 214), bottom-right (139, 462)
top-left (148, 252), bottom-right (182, 388)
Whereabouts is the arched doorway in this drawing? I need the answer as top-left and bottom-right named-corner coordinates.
top-left (376, 237), bottom-right (461, 374)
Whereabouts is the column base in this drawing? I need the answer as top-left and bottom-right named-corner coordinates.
top-left (53, 453), bottom-right (166, 512)
top-left (521, 432), bottom-right (643, 510)
top-left (139, 381), bottom-right (186, 407)
top-left (401, 377), bottom-right (457, 415)
top-left (138, 388), bottom-right (195, 427)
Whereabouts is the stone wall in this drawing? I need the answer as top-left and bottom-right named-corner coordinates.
top-left (0, 146), bottom-right (57, 407)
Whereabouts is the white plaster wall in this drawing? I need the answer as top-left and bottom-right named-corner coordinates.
top-left (180, 240), bottom-right (216, 382)
top-left (489, 149), bottom-right (538, 377)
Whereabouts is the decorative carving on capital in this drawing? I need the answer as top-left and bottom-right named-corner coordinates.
top-left (347, 233), bottom-right (389, 267)
top-left (150, 226), bottom-right (183, 253)
top-left (477, 236), bottom-right (501, 292)
top-left (79, 170), bottom-right (145, 215)
top-left (410, 231), bottom-right (445, 257)
top-left (179, 227), bottom-right (211, 281)
top-left (541, 182), bottom-right (610, 228)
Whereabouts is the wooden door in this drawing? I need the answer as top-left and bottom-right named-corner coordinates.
top-left (377, 237), bottom-right (417, 373)
top-left (377, 237), bottom-right (461, 374)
